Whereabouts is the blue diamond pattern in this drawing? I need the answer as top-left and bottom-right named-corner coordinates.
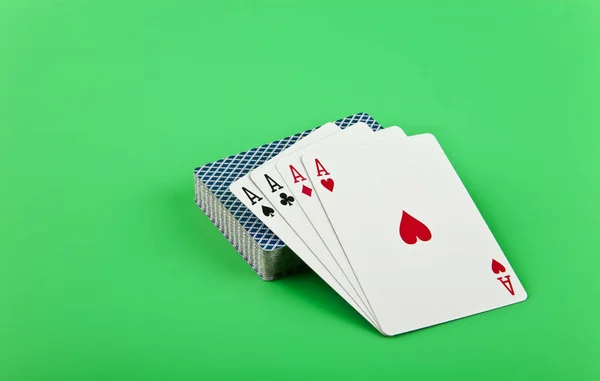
top-left (195, 113), bottom-right (382, 251)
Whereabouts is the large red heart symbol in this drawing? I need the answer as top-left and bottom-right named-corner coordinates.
top-left (491, 259), bottom-right (506, 274)
top-left (321, 178), bottom-right (334, 192)
top-left (399, 211), bottom-right (432, 244)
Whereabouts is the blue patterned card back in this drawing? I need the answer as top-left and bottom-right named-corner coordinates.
top-left (194, 113), bottom-right (382, 251)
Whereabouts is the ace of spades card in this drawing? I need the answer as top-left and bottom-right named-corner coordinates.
top-left (305, 133), bottom-right (527, 336)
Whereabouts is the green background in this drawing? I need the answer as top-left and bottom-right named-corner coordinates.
top-left (1, 0), bottom-right (599, 379)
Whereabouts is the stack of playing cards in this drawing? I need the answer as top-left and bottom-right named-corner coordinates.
top-left (194, 113), bottom-right (383, 280)
top-left (195, 113), bottom-right (527, 335)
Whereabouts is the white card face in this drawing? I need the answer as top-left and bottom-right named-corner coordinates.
top-left (250, 123), bottom-right (379, 327)
top-left (230, 123), bottom-right (380, 331)
top-left (308, 134), bottom-right (527, 336)
top-left (277, 125), bottom-right (407, 322)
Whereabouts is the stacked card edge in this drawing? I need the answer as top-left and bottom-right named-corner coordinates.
top-left (194, 172), bottom-right (305, 281)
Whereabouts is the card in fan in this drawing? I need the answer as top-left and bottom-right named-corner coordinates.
top-left (304, 133), bottom-right (527, 336)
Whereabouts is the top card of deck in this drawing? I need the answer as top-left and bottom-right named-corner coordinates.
top-left (304, 133), bottom-right (527, 336)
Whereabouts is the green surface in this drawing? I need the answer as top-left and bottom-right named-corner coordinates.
top-left (1, 1), bottom-right (599, 380)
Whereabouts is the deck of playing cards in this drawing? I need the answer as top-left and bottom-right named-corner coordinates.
top-left (194, 112), bottom-right (527, 335)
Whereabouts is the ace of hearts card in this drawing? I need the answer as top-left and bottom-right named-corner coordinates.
top-left (303, 133), bottom-right (527, 336)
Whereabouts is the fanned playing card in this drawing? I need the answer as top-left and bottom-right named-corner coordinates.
top-left (305, 134), bottom-right (527, 336)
